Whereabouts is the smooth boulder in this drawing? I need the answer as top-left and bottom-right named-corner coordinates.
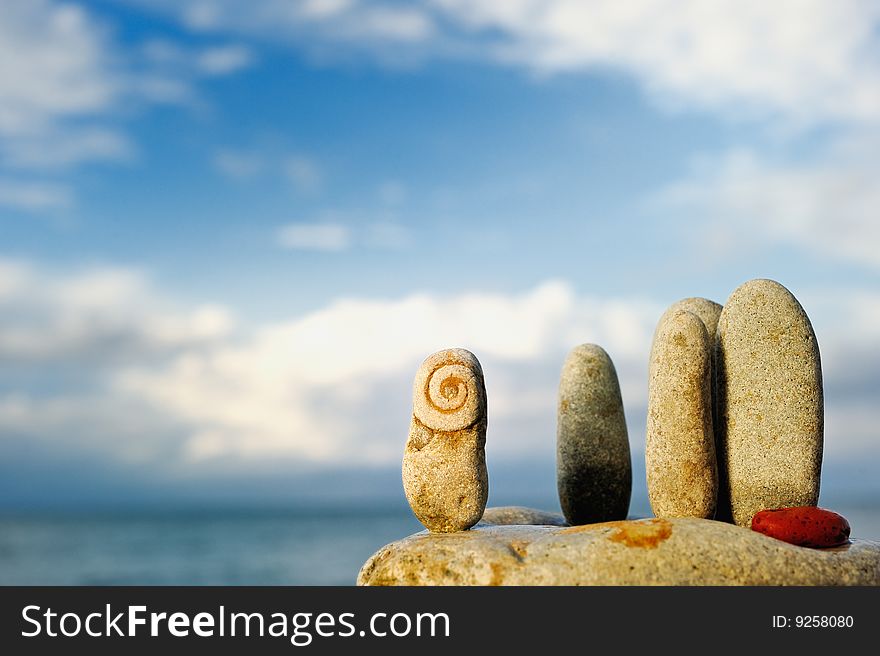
top-left (715, 279), bottom-right (823, 527)
top-left (358, 517), bottom-right (880, 585)
top-left (403, 348), bottom-right (488, 533)
top-left (557, 344), bottom-right (631, 525)
top-left (647, 309), bottom-right (717, 518)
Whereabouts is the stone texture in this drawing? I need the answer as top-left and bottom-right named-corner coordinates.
top-left (715, 279), bottom-right (823, 527)
top-left (557, 344), bottom-right (631, 525)
top-left (358, 517), bottom-right (880, 586)
top-left (647, 309), bottom-right (717, 519)
top-left (403, 348), bottom-right (488, 533)
top-left (658, 297), bottom-right (723, 339)
top-left (481, 506), bottom-right (568, 527)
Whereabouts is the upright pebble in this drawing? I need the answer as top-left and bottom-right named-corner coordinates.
top-left (646, 309), bottom-right (717, 519)
top-left (650, 296), bottom-right (724, 516)
top-left (715, 279), bottom-right (823, 527)
top-left (403, 348), bottom-right (488, 533)
top-left (653, 297), bottom-right (723, 342)
top-left (557, 344), bottom-right (631, 525)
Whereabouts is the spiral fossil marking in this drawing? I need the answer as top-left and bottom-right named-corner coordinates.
top-left (412, 349), bottom-right (484, 432)
top-left (405, 347), bottom-right (488, 532)
top-left (426, 365), bottom-right (470, 413)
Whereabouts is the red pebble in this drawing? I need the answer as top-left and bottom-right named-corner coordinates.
top-left (751, 507), bottom-right (851, 548)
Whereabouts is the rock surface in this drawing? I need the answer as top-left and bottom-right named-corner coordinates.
top-left (481, 506), bottom-right (567, 527)
top-left (557, 344), bottom-right (631, 525)
top-left (358, 517), bottom-right (880, 586)
top-left (715, 279), bottom-right (823, 527)
top-left (403, 348), bottom-right (488, 533)
top-left (647, 310), bottom-right (717, 518)
top-left (654, 297), bottom-right (723, 342)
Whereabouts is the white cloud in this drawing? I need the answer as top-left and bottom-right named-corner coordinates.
top-left (277, 223), bottom-right (352, 252)
top-left (433, 0), bottom-right (880, 125)
top-left (0, 262), bottom-right (660, 468)
top-left (196, 44), bottom-right (255, 75)
top-left (3, 128), bottom-right (133, 170)
top-left (0, 0), bottom-right (136, 186)
top-left (143, 39), bottom-right (255, 78)
top-left (117, 280), bottom-right (659, 464)
top-left (164, 0), bottom-right (434, 44)
top-left (351, 5), bottom-right (432, 42)
top-left (0, 259), bottom-right (234, 363)
top-left (0, 0), bottom-right (146, 177)
top-left (133, 0), bottom-right (880, 126)
top-left (0, 260), bottom-right (877, 482)
top-left (213, 149), bottom-right (265, 179)
top-left (110, 280), bottom-right (880, 467)
top-left (657, 140), bottom-right (880, 269)
top-left (0, 393), bottom-right (183, 466)
top-left (0, 0), bottom-right (117, 136)
top-left (213, 149), bottom-right (321, 191)
top-left (0, 260), bottom-right (30, 298)
top-left (0, 178), bottom-right (72, 211)
top-left (364, 222), bottom-right (412, 250)
top-left (276, 218), bottom-right (412, 252)
top-left (0, 1), bottom-right (256, 207)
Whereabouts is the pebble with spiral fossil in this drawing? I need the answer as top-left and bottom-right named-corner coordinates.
top-left (403, 348), bottom-right (488, 532)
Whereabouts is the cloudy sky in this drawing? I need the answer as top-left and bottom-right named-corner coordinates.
top-left (1, 0), bottom-right (878, 511)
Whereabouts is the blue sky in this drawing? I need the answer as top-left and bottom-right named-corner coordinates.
top-left (1, 0), bottom-right (879, 511)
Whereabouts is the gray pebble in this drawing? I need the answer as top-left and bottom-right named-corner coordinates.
top-left (481, 506), bottom-right (568, 527)
top-left (557, 344), bottom-right (631, 525)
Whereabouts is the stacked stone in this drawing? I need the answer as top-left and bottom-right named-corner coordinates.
top-left (651, 297), bottom-right (722, 343)
top-left (714, 280), bottom-right (823, 527)
top-left (645, 280), bottom-right (824, 528)
top-left (646, 308), bottom-right (717, 518)
top-left (556, 344), bottom-right (632, 525)
top-left (400, 280), bottom-right (823, 537)
top-left (402, 348), bottom-right (488, 533)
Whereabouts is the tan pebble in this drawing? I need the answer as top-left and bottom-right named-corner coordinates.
top-left (403, 348), bottom-right (488, 533)
top-left (649, 297), bottom-right (723, 517)
top-left (646, 309), bottom-right (717, 519)
top-left (715, 279), bottom-right (823, 527)
top-left (557, 344), bottom-right (631, 525)
top-left (652, 297), bottom-right (722, 344)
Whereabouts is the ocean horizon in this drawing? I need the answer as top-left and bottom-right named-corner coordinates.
top-left (1, 503), bottom-right (878, 586)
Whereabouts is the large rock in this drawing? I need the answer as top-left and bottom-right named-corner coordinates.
top-left (647, 310), bottom-right (717, 518)
top-left (715, 279), bottom-right (823, 527)
top-left (358, 517), bottom-right (880, 586)
top-left (403, 348), bottom-right (488, 533)
top-left (557, 344), bottom-right (631, 525)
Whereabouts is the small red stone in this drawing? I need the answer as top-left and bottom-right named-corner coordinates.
top-left (751, 507), bottom-right (851, 548)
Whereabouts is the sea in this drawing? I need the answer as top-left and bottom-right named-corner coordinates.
top-left (1, 505), bottom-right (878, 585)
top-left (0, 508), bottom-right (423, 586)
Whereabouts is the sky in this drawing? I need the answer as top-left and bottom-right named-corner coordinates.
top-left (0, 0), bottom-right (879, 512)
